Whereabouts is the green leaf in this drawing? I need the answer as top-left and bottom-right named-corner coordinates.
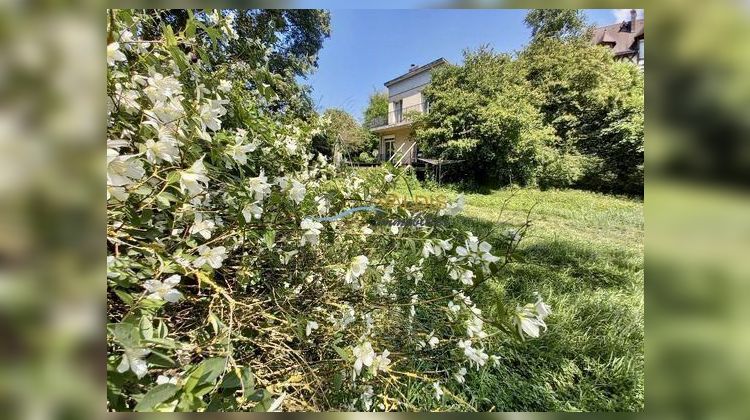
top-left (262, 229), bottom-right (276, 250)
top-left (139, 314), bottom-right (154, 340)
top-left (147, 349), bottom-right (176, 367)
top-left (114, 290), bottom-right (133, 305)
top-left (220, 366), bottom-right (255, 393)
top-left (163, 24), bottom-right (177, 48)
top-left (184, 357), bottom-right (227, 397)
top-left (134, 384), bottom-right (178, 412)
top-left (332, 344), bottom-right (350, 361)
top-left (108, 322), bottom-right (140, 348)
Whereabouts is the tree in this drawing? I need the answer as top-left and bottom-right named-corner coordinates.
top-left (315, 109), bottom-right (376, 161)
top-left (135, 9), bottom-right (330, 119)
top-left (524, 9), bottom-right (589, 41)
top-left (519, 36), bottom-right (644, 194)
top-left (415, 47), bottom-right (556, 185)
top-left (363, 91), bottom-right (389, 128)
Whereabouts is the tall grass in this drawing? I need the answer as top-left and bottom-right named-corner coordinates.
top-left (385, 173), bottom-right (644, 411)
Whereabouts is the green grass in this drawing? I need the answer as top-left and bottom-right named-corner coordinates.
top-left (392, 177), bottom-right (644, 411)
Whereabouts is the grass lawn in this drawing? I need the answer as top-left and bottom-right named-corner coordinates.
top-left (391, 176), bottom-right (644, 411)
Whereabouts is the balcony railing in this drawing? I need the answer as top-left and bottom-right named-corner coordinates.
top-left (367, 102), bottom-right (428, 129)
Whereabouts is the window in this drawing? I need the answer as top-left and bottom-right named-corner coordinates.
top-left (422, 99), bottom-right (430, 113)
top-left (638, 39), bottom-right (644, 61)
top-left (393, 100), bottom-right (403, 123)
top-left (383, 138), bottom-right (395, 161)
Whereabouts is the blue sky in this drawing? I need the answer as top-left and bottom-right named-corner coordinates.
top-left (303, 9), bottom-right (633, 121)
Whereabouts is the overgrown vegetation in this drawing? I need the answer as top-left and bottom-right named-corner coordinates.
top-left (385, 175), bottom-right (644, 411)
top-left (415, 10), bottom-right (644, 195)
top-left (107, 9), bottom-right (558, 412)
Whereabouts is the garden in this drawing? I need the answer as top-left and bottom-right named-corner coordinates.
top-left (106, 9), bottom-right (643, 412)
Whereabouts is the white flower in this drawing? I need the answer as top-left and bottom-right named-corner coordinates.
top-left (407, 264), bottom-right (423, 285)
top-left (149, 97), bottom-right (185, 124)
top-left (332, 305), bottom-right (356, 330)
top-left (116, 347), bottom-right (150, 378)
top-left (179, 157), bottom-right (210, 196)
top-left (247, 171), bottom-right (272, 202)
top-left (466, 315), bottom-right (486, 339)
top-left (535, 294), bottom-right (552, 320)
top-left (390, 225), bottom-right (399, 235)
top-left (460, 269), bottom-right (475, 286)
top-left (193, 245), bottom-right (227, 269)
top-left (107, 148), bottom-right (145, 187)
top-left (345, 255), bottom-right (369, 284)
top-left (190, 213), bottom-right (215, 239)
top-left (439, 194), bottom-right (465, 216)
top-left (361, 226), bottom-right (373, 237)
top-left (218, 79), bottom-right (232, 92)
top-left (144, 138), bottom-right (180, 164)
top-left (315, 196), bottom-right (329, 216)
top-left (116, 86), bottom-right (141, 114)
top-left (226, 135), bottom-right (258, 165)
top-left (371, 349), bottom-right (391, 375)
top-left (513, 304), bottom-right (547, 338)
top-left (490, 354), bottom-right (501, 368)
top-left (447, 300), bottom-right (461, 315)
top-left (284, 137), bottom-right (298, 155)
top-left (457, 339), bottom-right (488, 368)
top-left (426, 332), bottom-right (439, 349)
top-left (199, 97), bottom-right (229, 132)
top-left (288, 180), bottom-right (306, 204)
top-left (432, 381), bottom-right (444, 400)
top-left (360, 385), bottom-right (374, 410)
top-left (306, 320), bottom-right (319, 337)
top-left (242, 202), bottom-right (263, 221)
top-left (454, 367), bottom-right (467, 384)
top-left (384, 173), bottom-right (394, 183)
top-left (275, 175), bottom-right (290, 190)
top-left (300, 218), bottom-right (324, 246)
top-left (156, 375), bottom-right (178, 385)
top-left (144, 73), bottom-right (182, 103)
top-left (107, 42), bottom-right (127, 66)
top-left (422, 240), bottom-right (436, 258)
top-left (143, 274), bottom-right (183, 302)
top-left (352, 341), bottom-right (375, 378)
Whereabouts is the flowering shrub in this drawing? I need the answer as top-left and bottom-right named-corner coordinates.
top-left (106, 9), bottom-right (550, 412)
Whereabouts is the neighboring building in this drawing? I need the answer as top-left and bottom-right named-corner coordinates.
top-left (369, 58), bottom-right (447, 165)
top-left (592, 9), bottom-right (644, 69)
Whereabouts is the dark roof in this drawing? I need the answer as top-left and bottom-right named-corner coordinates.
top-left (384, 58), bottom-right (448, 87)
top-left (591, 18), bottom-right (644, 56)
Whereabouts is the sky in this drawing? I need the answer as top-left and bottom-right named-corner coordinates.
top-left (303, 9), bottom-right (642, 121)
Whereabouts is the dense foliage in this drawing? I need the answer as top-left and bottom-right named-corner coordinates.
top-left (363, 91), bottom-right (389, 128)
top-left (415, 11), bottom-right (644, 195)
top-left (312, 108), bottom-right (377, 163)
top-left (107, 9), bottom-right (552, 412)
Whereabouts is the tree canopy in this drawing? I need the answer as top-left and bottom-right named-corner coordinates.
top-left (524, 9), bottom-right (589, 41)
top-left (415, 10), bottom-right (643, 194)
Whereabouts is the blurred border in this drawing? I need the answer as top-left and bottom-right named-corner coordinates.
top-left (1, 0), bottom-right (749, 417)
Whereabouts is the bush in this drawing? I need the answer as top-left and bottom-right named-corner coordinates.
top-left (107, 10), bottom-right (553, 412)
top-left (537, 148), bottom-right (585, 190)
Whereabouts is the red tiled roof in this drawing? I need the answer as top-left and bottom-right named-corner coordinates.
top-left (591, 18), bottom-right (644, 56)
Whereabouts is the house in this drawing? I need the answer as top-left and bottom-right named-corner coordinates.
top-left (369, 58), bottom-right (448, 165)
top-left (591, 9), bottom-right (644, 69)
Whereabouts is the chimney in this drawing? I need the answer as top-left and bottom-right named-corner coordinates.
top-left (408, 63), bottom-right (418, 72)
top-left (630, 9), bottom-right (637, 33)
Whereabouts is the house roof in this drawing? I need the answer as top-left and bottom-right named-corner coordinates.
top-left (591, 18), bottom-right (644, 56)
top-left (384, 58), bottom-right (448, 87)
